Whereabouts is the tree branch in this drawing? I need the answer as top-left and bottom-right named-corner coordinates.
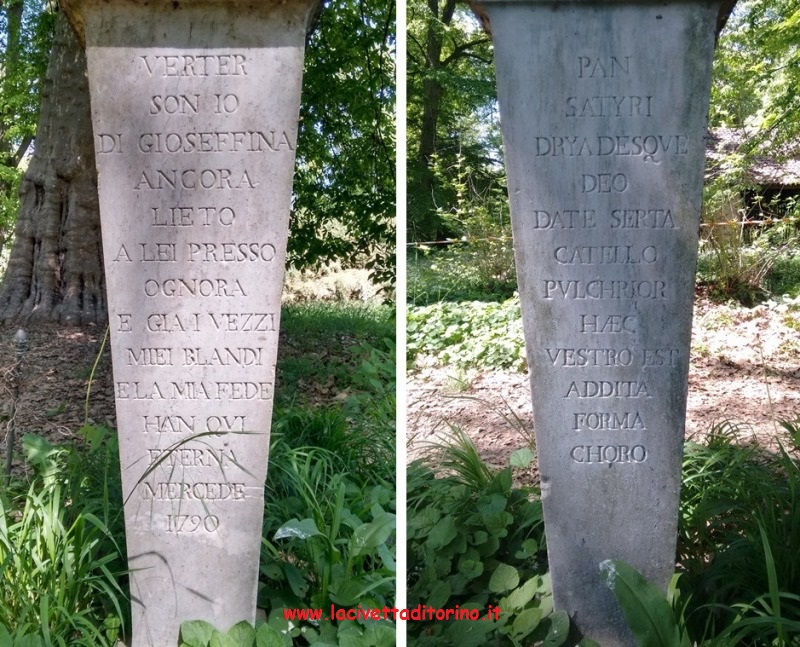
top-left (441, 37), bottom-right (490, 67)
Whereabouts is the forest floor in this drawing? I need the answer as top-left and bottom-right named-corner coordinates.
top-left (408, 295), bottom-right (800, 472)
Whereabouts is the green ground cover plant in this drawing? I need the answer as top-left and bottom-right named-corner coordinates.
top-left (407, 430), bottom-right (574, 647)
top-left (407, 298), bottom-right (525, 372)
top-left (257, 336), bottom-right (396, 645)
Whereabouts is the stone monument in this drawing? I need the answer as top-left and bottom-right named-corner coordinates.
top-left (470, 1), bottom-right (721, 644)
top-left (60, 0), bottom-right (319, 643)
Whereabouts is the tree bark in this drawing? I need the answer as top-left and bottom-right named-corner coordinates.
top-left (0, 11), bottom-right (105, 325)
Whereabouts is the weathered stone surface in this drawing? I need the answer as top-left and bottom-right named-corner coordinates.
top-left (60, 0), bottom-right (318, 643)
top-left (473, 1), bottom-right (720, 643)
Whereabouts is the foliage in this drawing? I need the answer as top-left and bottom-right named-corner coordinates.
top-left (409, 245), bottom-right (517, 305)
top-left (258, 336), bottom-right (396, 645)
top-left (291, 0), bottom-right (395, 286)
top-left (407, 297), bottom-right (525, 371)
top-left (601, 560), bottom-right (691, 647)
top-left (711, 0), bottom-right (800, 146)
top-left (407, 429), bottom-right (572, 646)
top-left (701, 1), bottom-right (800, 304)
top-left (406, 0), bottom-right (500, 241)
top-left (0, 0), bottom-right (55, 253)
top-left (677, 423), bottom-right (800, 645)
top-left (699, 188), bottom-right (800, 305)
top-left (179, 619), bottom-right (286, 647)
top-left (0, 427), bottom-right (126, 645)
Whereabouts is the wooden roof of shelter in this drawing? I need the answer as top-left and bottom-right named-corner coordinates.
top-left (706, 127), bottom-right (800, 188)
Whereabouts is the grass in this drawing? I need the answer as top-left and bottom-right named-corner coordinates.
top-left (0, 429), bottom-right (126, 645)
top-left (678, 423), bottom-right (800, 645)
top-left (278, 301), bottom-right (394, 404)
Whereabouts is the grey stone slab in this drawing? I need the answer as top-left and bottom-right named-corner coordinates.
top-left (472, 1), bottom-right (720, 644)
top-left (61, 0), bottom-right (318, 644)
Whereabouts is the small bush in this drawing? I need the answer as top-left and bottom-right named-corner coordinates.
top-left (407, 429), bottom-right (571, 646)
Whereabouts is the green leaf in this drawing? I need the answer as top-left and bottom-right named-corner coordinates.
top-left (180, 620), bottom-right (216, 647)
top-left (14, 636), bottom-right (45, 647)
top-left (226, 621), bottom-right (256, 645)
top-left (285, 562), bottom-right (310, 598)
top-left (255, 623), bottom-right (285, 647)
top-left (274, 518), bottom-right (322, 540)
top-left (511, 607), bottom-right (542, 640)
top-left (428, 515), bottom-right (457, 549)
top-left (514, 537), bottom-right (539, 559)
top-left (510, 448), bottom-right (534, 468)
top-left (210, 630), bottom-right (240, 647)
top-left (428, 579), bottom-right (452, 608)
top-left (600, 560), bottom-right (682, 647)
top-left (489, 563), bottom-right (519, 593)
top-left (349, 513), bottom-right (395, 558)
top-left (543, 610), bottom-right (570, 647)
top-left (0, 625), bottom-right (11, 647)
top-left (457, 557), bottom-right (484, 579)
top-left (504, 577), bottom-right (539, 610)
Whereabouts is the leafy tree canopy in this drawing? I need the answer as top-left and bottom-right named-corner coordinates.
top-left (711, 0), bottom-right (800, 155)
top-left (0, 0), bottom-right (54, 245)
top-left (406, 0), bottom-right (499, 241)
top-left (292, 0), bottom-right (396, 286)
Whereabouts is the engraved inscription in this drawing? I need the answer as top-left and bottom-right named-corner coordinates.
top-left (150, 94), bottom-right (200, 114)
top-left (137, 130), bottom-right (294, 153)
top-left (151, 206), bottom-right (236, 227)
top-left (148, 447), bottom-right (238, 467)
top-left (582, 173), bottom-right (628, 193)
top-left (569, 445), bottom-right (648, 464)
top-left (142, 415), bottom-right (246, 433)
top-left (572, 411), bottom-right (646, 431)
top-left (543, 279), bottom-right (666, 300)
top-left (545, 348), bottom-right (634, 366)
top-left (533, 135), bottom-right (689, 160)
top-left (566, 95), bottom-right (653, 118)
top-left (134, 168), bottom-right (259, 190)
top-left (565, 381), bottom-right (650, 398)
top-left (532, 209), bottom-right (597, 229)
top-left (127, 347), bottom-right (173, 366)
top-left (183, 347), bottom-right (264, 366)
top-left (143, 278), bottom-right (246, 298)
top-left (554, 245), bottom-right (657, 265)
top-left (577, 55), bottom-right (630, 78)
top-left (141, 481), bottom-right (246, 500)
top-left (116, 381), bottom-right (274, 401)
top-left (139, 54), bottom-right (248, 77)
top-left (579, 315), bottom-right (637, 333)
top-left (167, 514), bottom-right (221, 534)
top-left (610, 208), bottom-right (675, 229)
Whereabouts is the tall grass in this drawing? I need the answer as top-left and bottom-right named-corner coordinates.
top-left (678, 422), bottom-right (800, 645)
top-left (0, 429), bottom-right (126, 645)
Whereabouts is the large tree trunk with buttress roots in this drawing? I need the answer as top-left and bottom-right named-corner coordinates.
top-left (0, 11), bottom-right (105, 325)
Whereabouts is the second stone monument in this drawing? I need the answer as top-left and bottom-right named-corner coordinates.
top-left (471, 0), bottom-right (721, 644)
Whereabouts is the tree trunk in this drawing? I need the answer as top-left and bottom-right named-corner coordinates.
top-left (0, 11), bottom-right (105, 325)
